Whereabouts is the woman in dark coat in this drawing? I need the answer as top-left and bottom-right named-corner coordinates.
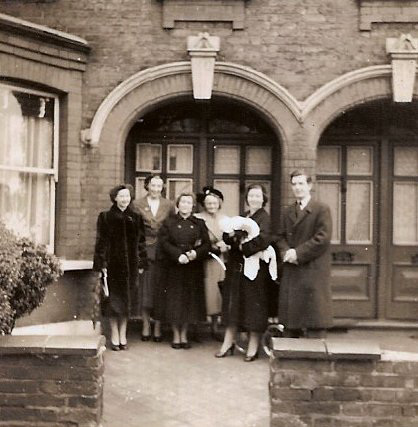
top-left (216, 184), bottom-right (276, 362)
top-left (93, 184), bottom-right (147, 351)
top-left (133, 175), bottom-right (174, 341)
top-left (157, 192), bottom-right (210, 349)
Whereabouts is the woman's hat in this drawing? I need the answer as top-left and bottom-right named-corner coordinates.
top-left (196, 186), bottom-right (224, 205)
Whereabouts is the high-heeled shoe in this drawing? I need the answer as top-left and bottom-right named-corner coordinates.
top-left (171, 342), bottom-right (182, 350)
top-left (215, 344), bottom-right (235, 358)
top-left (244, 352), bottom-right (259, 362)
top-left (119, 343), bottom-right (128, 351)
top-left (141, 335), bottom-right (151, 342)
top-left (110, 343), bottom-right (120, 351)
top-left (153, 335), bottom-right (162, 343)
top-left (180, 342), bottom-right (191, 350)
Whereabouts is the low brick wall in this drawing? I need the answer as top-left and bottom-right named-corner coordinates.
top-left (270, 338), bottom-right (418, 427)
top-left (0, 335), bottom-right (105, 427)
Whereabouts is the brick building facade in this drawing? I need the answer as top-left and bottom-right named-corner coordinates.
top-left (0, 0), bottom-right (417, 325)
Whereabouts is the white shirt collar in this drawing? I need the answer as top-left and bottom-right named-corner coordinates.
top-left (298, 195), bottom-right (311, 210)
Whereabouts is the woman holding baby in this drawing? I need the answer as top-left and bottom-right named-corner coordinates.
top-left (215, 184), bottom-right (277, 362)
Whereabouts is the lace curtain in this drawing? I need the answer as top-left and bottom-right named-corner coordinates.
top-left (0, 86), bottom-right (55, 248)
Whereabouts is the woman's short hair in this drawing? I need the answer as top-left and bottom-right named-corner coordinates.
top-left (175, 192), bottom-right (196, 208)
top-left (144, 174), bottom-right (165, 192)
top-left (245, 183), bottom-right (268, 207)
top-left (196, 186), bottom-right (224, 207)
top-left (290, 169), bottom-right (312, 183)
top-left (109, 184), bottom-right (134, 203)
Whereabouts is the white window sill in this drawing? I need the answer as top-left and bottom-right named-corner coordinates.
top-left (60, 259), bottom-right (93, 271)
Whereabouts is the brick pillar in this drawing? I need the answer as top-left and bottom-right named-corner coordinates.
top-left (0, 335), bottom-right (105, 427)
top-left (270, 338), bottom-right (418, 427)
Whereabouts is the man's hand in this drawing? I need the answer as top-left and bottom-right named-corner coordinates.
top-left (216, 241), bottom-right (230, 253)
top-left (283, 249), bottom-right (298, 264)
top-left (186, 250), bottom-right (197, 261)
top-left (178, 254), bottom-right (190, 264)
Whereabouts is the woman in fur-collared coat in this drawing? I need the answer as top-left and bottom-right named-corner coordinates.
top-left (93, 184), bottom-right (147, 351)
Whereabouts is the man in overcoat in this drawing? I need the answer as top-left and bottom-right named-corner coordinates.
top-left (278, 170), bottom-right (333, 338)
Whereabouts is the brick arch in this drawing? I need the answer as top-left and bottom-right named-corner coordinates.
top-left (85, 61), bottom-right (303, 184)
top-left (302, 65), bottom-right (393, 149)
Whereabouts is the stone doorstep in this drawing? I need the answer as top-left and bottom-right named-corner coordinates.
top-left (0, 335), bottom-right (106, 356)
top-left (271, 337), bottom-right (381, 360)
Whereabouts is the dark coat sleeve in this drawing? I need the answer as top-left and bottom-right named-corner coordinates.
top-left (93, 212), bottom-right (109, 271)
top-left (241, 211), bottom-right (273, 257)
top-left (193, 219), bottom-right (211, 261)
top-left (158, 219), bottom-right (183, 261)
top-left (277, 209), bottom-right (291, 258)
top-left (295, 204), bottom-right (332, 265)
top-left (137, 214), bottom-right (148, 269)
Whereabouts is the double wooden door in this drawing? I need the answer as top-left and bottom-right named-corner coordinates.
top-left (317, 138), bottom-right (418, 320)
top-left (125, 100), bottom-right (279, 220)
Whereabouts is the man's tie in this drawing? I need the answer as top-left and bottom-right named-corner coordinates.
top-left (295, 201), bottom-right (301, 219)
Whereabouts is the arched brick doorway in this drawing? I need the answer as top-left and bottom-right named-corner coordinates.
top-left (125, 97), bottom-right (281, 226)
top-left (317, 100), bottom-right (418, 322)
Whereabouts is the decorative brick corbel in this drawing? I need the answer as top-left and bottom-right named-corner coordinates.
top-left (187, 33), bottom-right (220, 100)
top-left (80, 128), bottom-right (94, 147)
top-left (386, 34), bottom-right (418, 102)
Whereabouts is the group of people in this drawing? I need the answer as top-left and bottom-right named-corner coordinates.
top-left (93, 170), bottom-right (333, 361)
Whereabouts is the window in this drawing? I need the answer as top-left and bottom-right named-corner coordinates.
top-left (0, 83), bottom-right (58, 251)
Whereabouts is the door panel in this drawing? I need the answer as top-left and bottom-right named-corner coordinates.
top-left (317, 142), bottom-right (378, 318)
top-left (386, 144), bottom-right (418, 319)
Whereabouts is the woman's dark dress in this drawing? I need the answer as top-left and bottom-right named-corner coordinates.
top-left (131, 196), bottom-right (174, 315)
top-left (93, 204), bottom-right (147, 317)
top-left (221, 208), bottom-right (275, 333)
top-left (157, 214), bottom-right (210, 324)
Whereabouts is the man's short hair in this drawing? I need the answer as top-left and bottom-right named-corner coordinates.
top-left (290, 169), bottom-right (312, 183)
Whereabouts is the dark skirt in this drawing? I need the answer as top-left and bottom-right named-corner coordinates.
top-left (221, 261), bottom-right (270, 333)
top-left (131, 261), bottom-right (156, 315)
top-left (161, 263), bottom-right (206, 324)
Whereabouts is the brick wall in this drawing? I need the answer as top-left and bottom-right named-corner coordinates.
top-left (270, 338), bottom-right (418, 427)
top-left (0, 335), bottom-right (105, 427)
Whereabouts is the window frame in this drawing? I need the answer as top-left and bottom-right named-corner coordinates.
top-left (0, 82), bottom-right (59, 252)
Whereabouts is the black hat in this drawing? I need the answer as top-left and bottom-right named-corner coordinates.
top-left (196, 186), bottom-right (224, 205)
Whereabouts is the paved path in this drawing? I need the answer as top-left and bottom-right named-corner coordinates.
top-left (102, 326), bottom-right (418, 427)
top-left (102, 331), bottom-right (270, 427)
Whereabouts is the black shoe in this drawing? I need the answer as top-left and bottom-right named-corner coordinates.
top-left (153, 335), bottom-right (162, 343)
top-left (244, 352), bottom-right (259, 362)
top-left (110, 343), bottom-right (120, 351)
top-left (181, 342), bottom-right (191, 350)
top-left (119, 343), bottom-right (128, 350)
top-left (171, 342), bottom-right (182, 350)
top-left (141, 335), bottom-right (151, 342)
top-left (215, 344), bottom-right (235, 358)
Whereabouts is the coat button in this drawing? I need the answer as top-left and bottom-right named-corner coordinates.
top-left (190, 225), bottom-right (194, 229)
top-left (178, 225), bottom-right (182, 229)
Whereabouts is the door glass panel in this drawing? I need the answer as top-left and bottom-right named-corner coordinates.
top-left (347, 147), bottom-right (373, 175)
top-left (135, 177), bottom-right (147, 200)
top-left (245, 146), bottom-right (272, 175)
top-left (346, 181), bottom-right (373, 243)
top-left (317, 147), bottom-right (341, 175)
top-left (136, 144), bottom-right (161, 172)
top-left (214, 146), bottom-right (240, 174)
top-left (393, 182), bottom-right (418, 244)
top-left (167, 178), bottom-right (193, 201)
top-left (245, 180), bottom-right (271, 213)
top-left (167, 145), bottom-right (193, 173)
top-left (394, 147), bottom-right (418, 176)
top-left (213, 179), bottom-right (240, 216)
top-left (316, 181), bottom-right (341, 243)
